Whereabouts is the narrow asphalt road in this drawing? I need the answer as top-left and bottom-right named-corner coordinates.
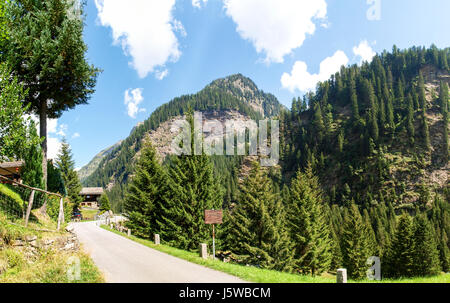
top-left (72, 221), bottom-right (245, 283)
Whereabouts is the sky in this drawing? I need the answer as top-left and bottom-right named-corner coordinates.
top-left (45, 0), bottom-right (450, 169)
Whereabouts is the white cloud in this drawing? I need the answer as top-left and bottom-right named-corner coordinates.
top-left (124, 88), bottom-right (146, 119)
top-left (95, 0), bottom-right (182, 79)
top-left (281, 50), bottom-right (349, 93)
top-left (192, 0), bottom-right (207, 9)
top-left (72, 132), bottom-right (80, 139)
top-left (47, 137), bottom-right (62, 160)
top-left (223, 0), bottom-right (327, 63)
top-left (353, 40), bottom-right (376, 64)
top-left (156, 69), bottom-right (169, 80)
top-left (25, 115), bottom-right (70, 160)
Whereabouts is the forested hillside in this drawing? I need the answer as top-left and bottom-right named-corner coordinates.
top-left (120, 45), bottom-right (449, 280)
top-left (280, 44), bottom-right (449, 208)
top-left (83, 74), bottom-right (284, 211)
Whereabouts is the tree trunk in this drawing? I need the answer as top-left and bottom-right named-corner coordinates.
top-left (39, 100), bottom-right (48, 190)
top-left (39, 100), bottom-right (48, 214)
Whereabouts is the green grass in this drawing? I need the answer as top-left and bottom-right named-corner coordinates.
top-left (81, 208), bottom-right (99, 221)
top-left (0, 183), bottom-right (25, 215)
top-left (0, 249), bottom-right (104, 283)
top-left (101, 225), bottom-right (450, 284)
top-left (0, 211), bottom-right (104, 283)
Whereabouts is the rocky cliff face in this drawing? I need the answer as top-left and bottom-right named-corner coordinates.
top-left (80, 74), bottom-right (284, 184)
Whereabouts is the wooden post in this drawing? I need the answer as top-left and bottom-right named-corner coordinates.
top-left (25, 190), bottom-right (35, 227)
top-left (154, 234), bottom-right (160, 245)
top-left (57, 197), bottom-right (64, 231)
top-left (127, 229), bottom-right (131, 237)
top-left (212, 224), bottom-right (216, 260)
top-left (337, 268), bottom-right (347, 283)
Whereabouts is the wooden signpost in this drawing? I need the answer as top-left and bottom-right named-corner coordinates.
top-left (204, 210), bottom-right (223, 260)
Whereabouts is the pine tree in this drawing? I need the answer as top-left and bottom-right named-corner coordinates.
top-left (21, 121), bottom-right (44, 188)
top-left (406, 94), bottom-right (415, 143)
top-left (384, 213), bottom-right (415, 278)
top-left (439, 81), bottom-right (449, 162)
top-left (341, 203), bottom-right (371, 280)
top-left (287, 166), bottom-right (332, 276)
top-left (226, 162), bottom-right (294, 271)
top-left (124, 140), bottom-right (166, 239)
top-left (412, 215), bottom-right (441, 276)
top-left (55, 139), bottom-right (82, 211)
top-left (349, 78), bottom-right (360, 121)
top-left (418, 72), bottom-right (427, 111)
top-left (438, 230), bottom-right (450, 272)
top-left (159, 109), bottom-right (223, 250)
top-left (99, 193), bottom-right (111, 213)
top-left (47, 160), bottom-right (66, 195)
top-left (3, 0), bottom-right (100, 189)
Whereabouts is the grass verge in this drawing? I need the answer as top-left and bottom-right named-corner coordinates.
top-left (101, 225), bottom-right (450, 283)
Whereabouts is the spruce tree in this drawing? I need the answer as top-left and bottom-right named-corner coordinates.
top-left (287, 166), bottom-right (332, 276)
top-left (47, 160), bottom-right (66, 195)
top-left (3, 0), bottom-right (100, 189)
top-left (439, 81), bottom-right (449, 162)
top-left (341, 203), bottom-right (371, 280)
top-left (412, 215), bottom-right (441, 276)
top-left (406, 94), bottom-right (415, 143)
top-left (384, 213), bottom-right (415, 278)
top-left (226, 162), bottom-right (294, 271)
top-left (55, 139), bottom-right (82, 211)
top-left (99, 193), bottom-right (111, 213)
top-left (21, 121), bottom-right (44, 188)
top-left (159, 109), bottom-right (223, 250)
top-left (438, 230), bottom-right (450, 272)
top-left (124, 140), bottom-right (166, 239)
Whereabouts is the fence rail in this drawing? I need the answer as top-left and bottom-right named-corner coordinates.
top-left (0, 175), bottom-right (65, 230)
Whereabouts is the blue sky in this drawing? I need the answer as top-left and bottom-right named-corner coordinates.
top-left (48, 0), bottom-right (450, 169)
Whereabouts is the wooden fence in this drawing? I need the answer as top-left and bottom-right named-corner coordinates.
top-left (0, 175), bottom-right (65, 230)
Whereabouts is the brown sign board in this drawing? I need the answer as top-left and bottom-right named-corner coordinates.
top-left (205, 210), bottom-right (223, 224)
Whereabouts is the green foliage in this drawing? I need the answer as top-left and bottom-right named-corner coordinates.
top-left (226, 162), bottom-right (294, 272)
top-left (384, 213), bottom-right (415, 278)
top-left (0, 64), bottom-right (40, 160)
top-left (55, 139), bottom-right (82, 210)
top-left (123, 140), bottom-right (165, 239)
top-left (21, 121), bottom-right (44, 189)
top-left (0, 184), bottom-right (25, 218)
top-left (411, 215), bottom-right (441, 276)
top-left (2, 0), bottom-right (100, 188)
top-left (47, 160), bottom-right (66, 196)
top-left (98, 193), bottom-right (111, 212)
top-left (287, 166), bottom-right (332, 276)
top-left (341, 203), bottom-right (371, 280)
top-left (160, 152), bottom-right (223, 250)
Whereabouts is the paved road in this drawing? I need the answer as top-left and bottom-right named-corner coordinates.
top-left (72, 221), bottom-right (245, 283)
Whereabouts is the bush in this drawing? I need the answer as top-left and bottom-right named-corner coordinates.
top-left (0, 184), bottom-right (25, 218)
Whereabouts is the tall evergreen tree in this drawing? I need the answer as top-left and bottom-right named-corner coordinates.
top-left (124, 140), bottom-right (166, 239)
top-left (406, 94), bottom-right (415, 143)
top-left (3, 0), bottom-right (100, 189)
top-left (21, 121), bottom-right (44, 188)
top-left (287, 166), bottom-right (332, 276)
top-left (341, 203), bottom-right (371, 279)
top-left (412, 215), bottom-right (441, 276)
top-left (439, 81), bottom-right (449, 162)
top-left (384, 213), bottom-right (415, 278)
top-left (55, 139), bottom-right (82, 211)
top-left (159, 109), bottom-right (223, 250)
top-left (98, 193), bottom-right (111, 213)
top-left (226, 162), bottom-right (294, 271)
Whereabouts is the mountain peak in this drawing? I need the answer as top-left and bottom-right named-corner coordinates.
top-left (206, 74), bottom-right (283, 117)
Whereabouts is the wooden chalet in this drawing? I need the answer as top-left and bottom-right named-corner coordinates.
top-left (0, 161), bottom-right (25, 184)
top-left (79, 187), bottom-right (104, 209)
